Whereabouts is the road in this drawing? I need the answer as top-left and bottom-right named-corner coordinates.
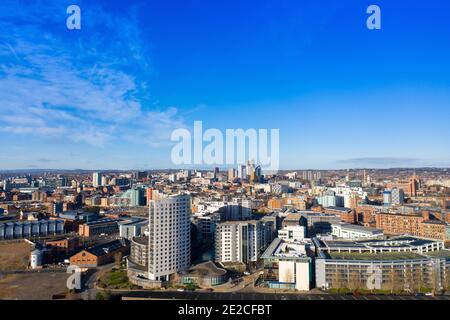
top-left (119, 291), bottom-right (450, 301)
top-left (79, 263), bottom-right (116, 300)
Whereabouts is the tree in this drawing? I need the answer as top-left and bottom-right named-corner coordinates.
top-left (113, 252), bottom-right (123, 266)
top-left (348, 270), bottom-right (361, 292)
top-left (389, 266), bottom-right (403, 294)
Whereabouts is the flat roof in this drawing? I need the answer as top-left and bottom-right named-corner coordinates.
top-left (261, 238), bottom-right (310, 261)
top-left (185, 261), bottom-right (227, 277)
top-left (326, 251), bottom-right (426, 261)
top-left (284, 213), bottom-right (302, 221)
top-left (423, 250), bottom-right (450, 259)
top-left (84, 218), bottom-right (121, 226)
top-left (325, 207), bottom-right (352, 212)
top-left (332, 223), bottom-right (383, 234)
top-left (318, 236), bottom-right (441, 252)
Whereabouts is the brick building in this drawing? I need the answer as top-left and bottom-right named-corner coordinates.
top-left (78, 219), bottom-right (120, 237)
top-left (69, 239), bottom-right (129, 267)
top-left (375, 212), bottom-right (448, 241)
top-left (375, 212), bottom-right (424, 237)
top-left (45, 237), bottom-right (80, 255)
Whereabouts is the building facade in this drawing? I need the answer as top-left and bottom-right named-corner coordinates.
top-left (262, 238), bottom-right (312, 291)
top-left (215, 220), bottom-right (271, 264)
top-left (314, 237), bottom-right (450, 293)
top-left (147, 194), bottom-right (191, 281)
top-left (331, 223), bottom-right (384, 240)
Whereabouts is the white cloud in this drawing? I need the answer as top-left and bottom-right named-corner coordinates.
top-left (0, 0), bottom-right (186, 149)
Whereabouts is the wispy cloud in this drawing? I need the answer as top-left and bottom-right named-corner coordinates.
top-left (0, 0), bottom-right (185, 149)
top-left (36, 158), bottom-right (56, 163)
top-left (336, 157), bottom-right (426, 168)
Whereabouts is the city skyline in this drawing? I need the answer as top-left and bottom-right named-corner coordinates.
top-left (1, 0), bottom-right (450, 170)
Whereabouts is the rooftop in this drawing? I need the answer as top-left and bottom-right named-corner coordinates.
top-left (86, 239), bottom-right (129, 257)
top-left (423, 250), bottom-right (450, 259)
top-left (321, 236), bottom-right (439, 250)
top-left (332, 222), bottom-right (383, 234)
top-left (284, 213), bottom-right (302, 221)
top-left (183, 261), bottom-right (227, 277)
top-left (84, 218), bottom-right (121, 226)
top-left (325, 206), bottom-right (353, 212)
top-left (261, 238), bottom-right (310, 261)
top-left (326, 251), bottom-right (426, 261)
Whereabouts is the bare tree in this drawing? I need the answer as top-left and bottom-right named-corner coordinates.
top-left (113, 252), bottom-right (123, 266)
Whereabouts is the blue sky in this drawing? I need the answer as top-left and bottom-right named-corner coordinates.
top-left (0, 0), bottom-right (449, 170)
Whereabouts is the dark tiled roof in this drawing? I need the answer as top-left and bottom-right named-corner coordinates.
top-left (86, 239), bottom-right (129, 257)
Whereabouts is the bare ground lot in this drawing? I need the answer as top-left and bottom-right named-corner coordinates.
top-left (0, 272), bottom-right (71, 300)
top-left (0, 241), bottom-right (32, 270)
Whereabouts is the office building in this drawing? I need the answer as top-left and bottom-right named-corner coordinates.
top-left (278, 225), bottom-right (306, 242)
top-left (78, 219), bottom-right (120, 237)
top-left (215, 220), bottom-right (271, 264)
top-left (228, 168), bottom-right (236, 181)
top-left (119, 217), bottom-right (148, 240)
top-left (92, 172), bottom-right (102, 188)
top-left (331, 222), bottom-right (384, 240)
top-left (391, 188), bottom-right (405, 205)
top-left (262, 238), bottom-right (312, 291)
top-left (130, 187), bottom-right (145, 207)
top-left (315, 237), bottom-right (450, 292)
top-left (299, 211), bottom-right (341, 237)
top-left (192, 215), bottom-right (217, 241)
top-left (408, 176), bottom-right (420, 197)
top-left (383, 190), bottom-right (392, 206)
top-left (317, 195), bottom-right (345, 208)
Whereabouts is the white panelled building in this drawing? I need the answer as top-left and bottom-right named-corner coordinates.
top-left (278, 225), bottom-right (306, 242)
top-left (148, 194), bottom-right (191, 281)
top-left (262, 238), bottom-right (312, 291)
top-left (331, 222), bottom-right (384, 240)
top-left (215, 220), bottom-right (271, 264)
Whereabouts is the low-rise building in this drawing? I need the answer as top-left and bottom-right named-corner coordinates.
top-left (78, 218), bottom-right (120, 237)
top-left (278, 225), bottom-right (306, 242)
top-left (314, 236), bottom-right (450, 292)
top-left (375, 212), bottom-right (448, 241)
top-left (323, 207), bottom-right (356, 224)
top-left (261, 238), bottom-right (313, 291)
top-left (69, 239), bottom-right (129, 267)
top-left (45, 236), bottom-right (80, 255)
top-left (299, 211), bottom-right (341, 237)
top-left (179, 261), bottom-right (228, 287)
top-left (331, 223), bottom-right (384, 240)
